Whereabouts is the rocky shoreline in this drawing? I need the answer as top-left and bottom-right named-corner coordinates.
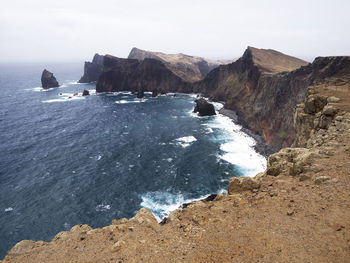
top-left (218, 107), bottom-right (276, 157)
top-left (3, 81), bottom-right (350, 262)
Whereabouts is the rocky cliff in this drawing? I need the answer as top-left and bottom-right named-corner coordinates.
top-left (96, 55), bottom-right (192, 94)
top-left (3, 80), bottom-right (350, 262)
top-left (196, 48), bottom-right (350, 151)
top-left (96, 47), bottom-right (350, 152)
top-left (78, 53), bottom-right (104, 83)
top-left (128, 47), bottom-right (232, 82)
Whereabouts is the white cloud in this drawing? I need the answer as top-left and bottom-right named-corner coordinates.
top-left (0, 0), bottom-right (349, 62)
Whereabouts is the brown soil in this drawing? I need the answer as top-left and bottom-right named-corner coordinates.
top-left (2, 84), bottom-right (350, 263)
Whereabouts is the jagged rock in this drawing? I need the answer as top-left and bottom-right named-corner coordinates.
top-left (193, 98), bottom-right (216, 116)
top-left (266, 148), bottom-right (318, 177)
top-left (152, 90), bottom-right (158, 97)
top-left (322, 105), bottom-right (338, 116)
top-left (82, 90), bottom-right (90, 96)
top-left (79, 54), bottom-right (104, 83)
top-left (228, 177), bottom-right (260, 194)
top-left (304, 96), bottom-right (327, 114)
top-left (41, 69), bottom-right (59, 89)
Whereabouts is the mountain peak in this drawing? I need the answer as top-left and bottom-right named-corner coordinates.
top-left (245, 46), bottom-right (308, 74)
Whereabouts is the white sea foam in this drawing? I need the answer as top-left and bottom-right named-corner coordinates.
top-left (4, 207), bottom-right (13, 212)
top-left (97, 155), bottom-right (102, 161)
top-left (95, 204), bottom-right (111, 212)
top-left (115, 98), bottom-right (148, 104)
top-left (42, 94), bottom-right (84, 103)
top-left (175, 136), bottom-right (197, 148)
top-left (26, 87), bottom-right (54, 92)
top-left (140, 191), bottom-right (211, 222)
top-left (206, 114), bottom-right (266, 177)
top-left (211, 102), bottom-right (224, 111)
top-left (205, 127), bottom-right (213, 134)
top-left (88, 89), bottom-right (96, 95)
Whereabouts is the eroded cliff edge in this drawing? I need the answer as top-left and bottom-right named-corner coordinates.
top-left (3, 77), bottom-right (350, 263)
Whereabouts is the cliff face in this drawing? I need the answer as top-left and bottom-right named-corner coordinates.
top-left (197, 48), bottom-right (350, 151)
top-left (96, 55), bottom-right (192, 94)
top-left (78, 54), bottom-right (104, 83)
top-left (127, 47), bottom-right (231, 82)
top-left (96, 47), bottom-right (350, 151)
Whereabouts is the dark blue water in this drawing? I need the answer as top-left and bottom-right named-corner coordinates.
top-left (0, 62), bottom-right (265, 258)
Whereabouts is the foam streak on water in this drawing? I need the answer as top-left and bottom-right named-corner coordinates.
top-left (208, 114), bottom-right (266, 177)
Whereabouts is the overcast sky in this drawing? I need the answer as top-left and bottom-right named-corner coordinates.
top-left (1, 0), bottom-right (349, 63)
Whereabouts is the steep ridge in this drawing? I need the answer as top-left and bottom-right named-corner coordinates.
top-left (3, 81), bottom-right (350, 263)
top-left (96, 55), bottom-right (192, 94)
top-left (128, 47), bottom-right (232, 82)
top-left (197, 48), bottom-right (350, 151)
top-left (78, 53), bottom-right (104, 83)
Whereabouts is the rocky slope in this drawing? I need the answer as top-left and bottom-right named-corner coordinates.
top-left (128, 47), bottom-right (232, 82)
top-left (78, 53), bottom-right (104, 83)
top-left (96, 55), bottom-right (192, 94)
top-left (3, 80), bottom-right (350, 263)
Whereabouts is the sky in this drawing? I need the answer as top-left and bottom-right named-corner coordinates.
top-left (1, 0), bottom-right (349, 63)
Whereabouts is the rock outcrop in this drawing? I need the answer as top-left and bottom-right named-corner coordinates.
top-left (41, 69), bottom-right (59, 89)
top-left (78, 54), bottom-right (104, 83)
top-left (128, 47), bottom-right (232, 82)
top-left (193, 98), bottom-right (216, 116)
top-left (96, 55), bottom-right (192, 94)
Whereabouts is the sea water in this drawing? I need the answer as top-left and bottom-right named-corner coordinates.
top-left (0, 62), bottom-right (265, 258)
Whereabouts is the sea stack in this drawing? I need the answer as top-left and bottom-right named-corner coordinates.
top-left (193, 98), bottom-right (216, 116)
top-left (82, 90), bottom-right (90, 96)
top-left (41, 69), bottom-right (59, 89)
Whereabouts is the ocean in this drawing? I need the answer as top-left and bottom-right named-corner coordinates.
top-left (0, 62), bottom-right (266, 258)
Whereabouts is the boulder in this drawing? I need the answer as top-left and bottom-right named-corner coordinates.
top-left (265, 148), bottom-right (318, 177)
top-left (228, 177), bottom-right (260, 194)
top-left (82, 90), bottom-right (90, 96)
top-left (41, 69), bottom-right (59, 89)
top-left (193, 98), bottom-right (216, 116)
